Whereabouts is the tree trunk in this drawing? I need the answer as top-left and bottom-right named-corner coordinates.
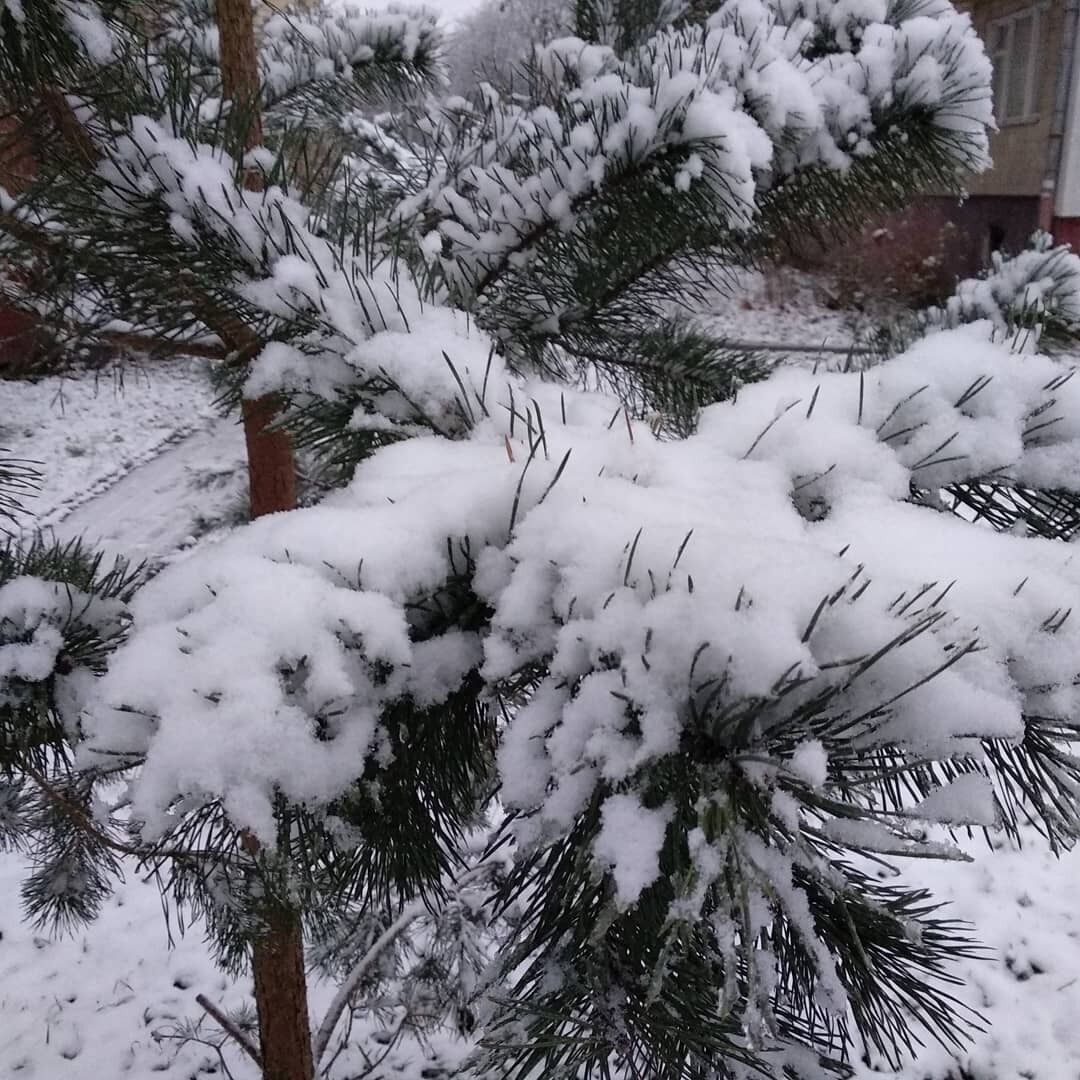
top-left (242, 395), bottom-right (298, 517)
top-left (252, 908), bottom-right (316, 1080)
top-left (215, 0), bottom-right (263, 154)
top-left (215, 0), bottom-right (298, 523)
top-left (215, 0), bottom-right (309, 1075)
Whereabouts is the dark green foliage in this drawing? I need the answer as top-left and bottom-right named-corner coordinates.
top-left (0, 536), bottom-right (143, 772)
top-left (474, 582), bottom-right (1004, 1079)
top-left (0, 0), bottom-right (133, 98)
top-left (16, 772), bottom-right (126, 931)
top-left (0, 449), bottom-right (39, 532)
top-left (0, 0), bottom-right (440, 372)
top-left (132, 555), bottom-right (497, 977)
top-left (574, 0), bottom-right (687, 51)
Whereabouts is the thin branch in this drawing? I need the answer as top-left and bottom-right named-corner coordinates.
top-left (312, 900), bottom-right (424, 1064)
top-left (311, 863), bottom-right (492, 1064)
top-left (103, 330), bottom-right (227, 361)
top-left (708, 338), bottom-right (878, 356)
top-left (196, 993), bottom-right (263, 1069)
top-left (0, 208), bottom-right (250, 364)
top-left (21, 760), bottom-right (241, 866)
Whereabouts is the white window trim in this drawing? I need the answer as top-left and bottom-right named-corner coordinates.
top-left (988, 4), bottom-right (1047, 126)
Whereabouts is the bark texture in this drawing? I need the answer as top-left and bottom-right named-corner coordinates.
top-left (215, 0), bottom-right (298, 521)
top-left (215, 0), bottom-right (309, 1075)
top-left (251, 908), bottom-right (316, 1080)
top-left (241, 394), bottom-right (299, 517)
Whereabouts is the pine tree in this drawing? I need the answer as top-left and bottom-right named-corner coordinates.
top-left (4, 1), bottom-right (1080, 1079)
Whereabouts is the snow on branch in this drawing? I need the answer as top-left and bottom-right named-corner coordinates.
top-left (82, 322), bottom-right (1080, 852)
top-left (53, 307), bottom-right (1077, 1067)
top-left (160, 0), bottom-right (444, 113)
top-left (398, 0), bottom-right (992, 304)
top-left (924, 231), bottom-right (1080, 351)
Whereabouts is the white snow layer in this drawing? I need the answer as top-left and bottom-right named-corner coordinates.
top-left (73, 319), bottom-right (1080, 904)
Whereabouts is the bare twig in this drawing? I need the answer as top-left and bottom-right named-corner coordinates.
top-left (719, 338), bottom-right (878, 356)
top-left (196, 993), bottom-right (263, 1069)
top-left (312, 863), bottom-right (493, 1065)
top-left (312, 900), bottom-right (425, 1064)
top-left (103, 330), bottom-right (227, 361)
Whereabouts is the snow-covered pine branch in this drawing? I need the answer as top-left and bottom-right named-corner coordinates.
top-left (159, 0), bottom-right (444, 118)
top-left (1, 538), bottom-right (141, 766)
top-left (0, 0), bottom-right (440, 362)
top-left (9, 0), bottom-right (1067, 1074)
top-left (890, 234), bottom-right (1080, 545)
top-left (75, 316), bottom-right (1080, 1069)
top-left (924, 230), bottom-right (1080, 353)
top-left (392, 0), bottom-right (992, 375)
top-left (2, 0), bottom-right (993, 428)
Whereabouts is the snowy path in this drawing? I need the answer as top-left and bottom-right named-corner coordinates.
top-left (2, 358), bottom-right (224, 536)
top-left (46, 418), bottom-right (247, 564)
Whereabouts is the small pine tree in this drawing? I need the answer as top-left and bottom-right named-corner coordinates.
top-left (4, 2), bottom-right (1080, 1080)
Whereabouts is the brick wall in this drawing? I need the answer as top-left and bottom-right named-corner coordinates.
top-left (804, 194), bottom-right (1042, 293)
top-left (1054, 216), bottom-right (1080, 247)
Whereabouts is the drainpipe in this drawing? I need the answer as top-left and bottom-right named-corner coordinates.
top-left (1042, 0), bottom-right (1080, 233)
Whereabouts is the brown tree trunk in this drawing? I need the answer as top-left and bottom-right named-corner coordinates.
top-left (251, 908), bottom-right (316, 1080)
top-left (215, 0), bottom-right (298, 523)
top-left (215, 0), bottom-right (310, 1075)
top-left (242, 395), bottom-right (298, 517)
top-left (215, 0), bottom-right (263, 153)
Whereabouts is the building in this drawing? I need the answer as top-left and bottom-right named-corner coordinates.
top-left (960, 0), bottom-right (1079, 256)
top-left (855, 0), bottom-right (1080, 284)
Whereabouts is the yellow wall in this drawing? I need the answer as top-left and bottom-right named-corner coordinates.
top-left (960, 0), bottom-right (1064, 196)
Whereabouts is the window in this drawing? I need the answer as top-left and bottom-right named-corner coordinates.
top-left (988, 7), bottom-right (1043, 124)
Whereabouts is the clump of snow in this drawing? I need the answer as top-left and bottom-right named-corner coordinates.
top-left (788, 740), bottom-right (828, 788)
top-left (258, 4), bottom-right (443, 107)
top-left (61, 0), bottom-right (117, 63)
top-left (925, 232), bottom-right (1080, 345)
top-left (592, 794), bottom-right (672, 907)
top-left (0, 573), bottom-right (125, 730)
top-left (910, 773), bottom-right (998, 826)
top-left (0, 578), bottom-right (69, 683)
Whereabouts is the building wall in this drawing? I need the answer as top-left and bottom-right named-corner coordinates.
top-left (961, 0), bottom-right (1063, 197)
top-left (1055, 216), bottom-right (1080, 246)
top-left (1054, 3), bottom-right (1080, 216)
top-left (815, 194), bottom-right (1042, 294)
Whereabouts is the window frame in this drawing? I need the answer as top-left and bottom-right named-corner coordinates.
top-left (987, 4), bottom-right (1046, 126)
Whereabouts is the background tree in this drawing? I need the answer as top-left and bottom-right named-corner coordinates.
top-left (445, 0), bottom-right (572, 97)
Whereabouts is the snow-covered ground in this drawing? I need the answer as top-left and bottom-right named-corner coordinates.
top-left (694, 267), bottom-right (888, 367)
top-left (3, 283), bottom-right (1080, 1079)
top-left (2, 360), bottom-right (248, 566)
